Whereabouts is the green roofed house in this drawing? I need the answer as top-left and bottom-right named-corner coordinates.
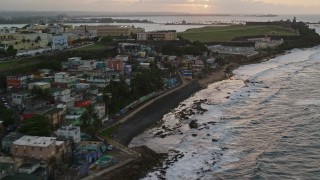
top-left (95, 155), bottom-right (115, 168)
top-left (96, 61), bottom-right (106, 69)
top-left (65, 107), bottom-right (85, 126)
top-left (65, 115), bottom-right (82, 126)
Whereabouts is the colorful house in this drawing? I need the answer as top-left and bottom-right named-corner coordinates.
top-left (75, 99), bottom-right (92, 108)
top-left (6, 75), bottom-right (28, 91)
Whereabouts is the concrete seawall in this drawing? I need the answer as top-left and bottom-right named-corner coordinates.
top-left (113, 80), bottom-right (202, 145)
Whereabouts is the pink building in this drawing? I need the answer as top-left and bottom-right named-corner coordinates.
top-left (12, 136), bottom-right (65, 161)
top-left (107, 59), bottom-right (124, 71)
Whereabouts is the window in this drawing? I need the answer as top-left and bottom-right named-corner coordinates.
top-left (39, 147), bottom-right (42, 151)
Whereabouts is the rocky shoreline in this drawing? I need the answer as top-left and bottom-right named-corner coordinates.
top-left (100, 146), bottom-right (167, 180)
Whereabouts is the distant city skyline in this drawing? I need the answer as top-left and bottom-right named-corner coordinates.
top-left (0, 0), bottom-right (319, 14)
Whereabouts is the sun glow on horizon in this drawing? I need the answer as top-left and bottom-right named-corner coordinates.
top-left (1, 0), bottom-right (319, 14)
top-left (185, 0), bottom-right (212, 12)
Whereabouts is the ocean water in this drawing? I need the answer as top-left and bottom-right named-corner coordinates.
top-left (111, 14), bottom-right (320, 24)
top-left (1, 14), bottom-right (320, 32)
top-left (130, 46), bottom-right (320, 179)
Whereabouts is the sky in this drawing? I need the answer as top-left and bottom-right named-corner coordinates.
top-left (1, 0), bottom-right (320, 14)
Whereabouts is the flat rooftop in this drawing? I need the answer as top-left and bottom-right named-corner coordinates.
top-left (58, 125), bottom-right (80, 131)
top-left (13, 136), bottom-right (64, 147)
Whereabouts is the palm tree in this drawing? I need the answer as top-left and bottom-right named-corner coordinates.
top-left (34, 36), bottom-right (41, 48)
top-left (35, 35), bottom-right (41, 43)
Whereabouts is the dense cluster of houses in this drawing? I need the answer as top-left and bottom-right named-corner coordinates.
top-left (6, 55), bottom-right (135, 124)
top-left (1, 55), bottom-right (128, 178)
top-left (0, 39), bottom-right (223, 178)
top-left (0, 49), bottom-right (134, 179)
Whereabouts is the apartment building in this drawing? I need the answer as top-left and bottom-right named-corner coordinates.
top-left (73, 25), bottom-right (144, 37)
top-left (12, 136), bottom-right (65, 161)
top-left (0, 32), bottom-right (50, 50)
top-left (137, 30), bottom-right (177, 41)
top-left (50, 34), bottom-right (68, 50)
top-left (54, 72), bottom-right (76, 88)
top-left (57, 125), bottom-right (81, 144)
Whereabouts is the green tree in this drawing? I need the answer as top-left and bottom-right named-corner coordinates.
top-left (80, 105), bottom-right (101, 136)
top-left (0, 108), bottom-right (14, 126)
top-left (35, 36), bottom-right (41, 43)
top-left (100, 36), bottom-right (113, 43)
top-left (131, 63), bottom-right (164, 99)
top-left (103, 78), bottom-right (132, 115)
top-left (18, 115), bottom-right (51, 136)
top-left (31, 86), bottom-right (51, 101)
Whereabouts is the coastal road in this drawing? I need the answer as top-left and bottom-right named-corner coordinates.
top-left (0, 43), bottom-right (94, 63)
top-left (112, 79), bottom-right (201, 145)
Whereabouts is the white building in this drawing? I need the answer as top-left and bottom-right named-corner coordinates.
top-left (50, 88), bottom-right (71, 102)
top-left (50, 34), bottom-right (68, 50)
top-left (87, 76), bottom-right (110, 88)
top-left (56, 125), bottom-right (81, 143)
top-left (255, 39), bottom-right (284, 49)
top-left (208, 45), bottom-right (259, 58)
top-left (95, 104), bottom-right (106, 119)
top-left (50, 88), bottom-right (74, 107)
top-left (28, 82), bottom-right (51, 90)
top-left (54, 72), bottom-right (76, 87)
top-left (11, 91), bottom-right (32, 107)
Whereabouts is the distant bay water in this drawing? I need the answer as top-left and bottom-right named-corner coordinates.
top-left (1, 14), bottom-right (319, 32)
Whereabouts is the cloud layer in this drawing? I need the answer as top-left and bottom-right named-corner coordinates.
top-left (0, 0), bottom-right (319, 14)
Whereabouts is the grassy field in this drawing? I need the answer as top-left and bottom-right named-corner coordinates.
top-left (73, 43), bottom-right (107, 51)
top-left (0, 56), bottom-right (40, 70)
top-left (179, 25), bottom-right (298, 42)
top-left (101, 124), bottom-right (121, 139)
